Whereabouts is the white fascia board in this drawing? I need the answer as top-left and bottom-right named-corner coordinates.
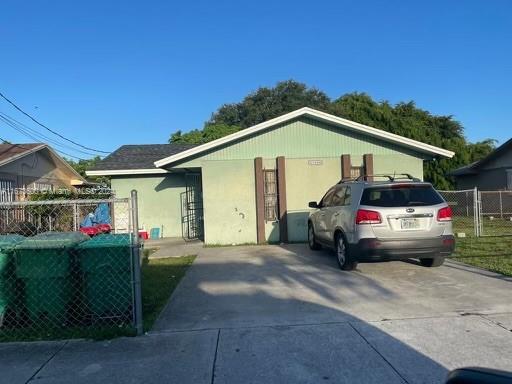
top-left (154, 107), bottom-right (455, 168)
top-left (86, 168), bottom-right (169, 176)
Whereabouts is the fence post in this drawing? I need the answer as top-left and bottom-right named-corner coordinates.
top-left (473, 187), bottom-right (479, 237)
top-left (499, 191), bottom-right (503, 219)
top-left (73, 203), bottom-right (78, 231)
top-left (130, 190), bottom-right (143, 336)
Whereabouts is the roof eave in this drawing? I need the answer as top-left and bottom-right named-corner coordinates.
top-left (0, 144), bottom-right (47, 168)
top-left (86, 168), bottom-right (169, 176)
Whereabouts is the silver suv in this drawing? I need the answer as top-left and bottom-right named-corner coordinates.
top-left (308, 175), bottom-right (455, 270)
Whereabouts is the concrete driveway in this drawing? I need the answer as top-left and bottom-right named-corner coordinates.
top-left (4, 244), bottom-right (512, 384)
top-left (152, 244), bottom-right (512, 383)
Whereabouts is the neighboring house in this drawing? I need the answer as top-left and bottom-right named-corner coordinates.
top-left (87, 107), bottom-right (454, 244)
top-left (0, 143), bottom-right (87, 201)
top-left (451, 138), bottom-right (512, 191)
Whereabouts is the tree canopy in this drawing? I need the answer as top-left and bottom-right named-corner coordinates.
top-left (66, 156), bottom-right (110, 186)
top-left (169, 80), bottom-right (495, 189)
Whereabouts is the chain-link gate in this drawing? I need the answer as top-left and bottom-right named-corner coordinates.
top-left (0, 192), bottom-right (143, 341)
top-left (439, 189), bottom-right (478, 237)
top-left (439, 188), bottom-right (512, 237)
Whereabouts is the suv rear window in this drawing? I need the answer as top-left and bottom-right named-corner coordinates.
top-left (360, 184), bottom-right (444, 207)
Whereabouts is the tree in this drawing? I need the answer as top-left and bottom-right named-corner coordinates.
top-left (66, 156), bottom-right (110, 186)
top-left (168, 80), bottom-right (495, 189)
top-left (170, 124), bottom-right (239, 144)
top-left (209, 80), bottom-right (331, 128)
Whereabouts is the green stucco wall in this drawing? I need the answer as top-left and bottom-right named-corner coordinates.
top-left (202, 160), bottom-right (257, 245)
top-left (111, 174), bottom-right (186, 237)
top-left (285, 158), bottom-right (341, 242)
top-left (283, 154), bottom-right (424, 242)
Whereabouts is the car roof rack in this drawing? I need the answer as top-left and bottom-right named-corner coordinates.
top-left (338, 174), bottom-right (421, 184)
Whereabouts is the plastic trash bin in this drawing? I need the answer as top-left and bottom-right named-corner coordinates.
top-left (75, 234), bottom-right (134, 320)
top-left (0, 235), bottom-right (25, 326)
top-left (15, 232), bottom-right (89, 324)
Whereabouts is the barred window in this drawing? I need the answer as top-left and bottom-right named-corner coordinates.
top-left (350, 166), bottom-right (364, 178)
top-left (0, 179), bottom-right (15, 202)
top-left (33, 183), bottom-right (54, 191)
top-left (264, 170), bottom-right (278, 221)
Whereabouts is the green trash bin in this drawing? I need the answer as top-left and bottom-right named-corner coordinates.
top-left (15, 232), bottom-right (89, 324)
top-left (76, 234), bottom-right (134, 320)
top-left (0, 235), bottom-right (25, 327)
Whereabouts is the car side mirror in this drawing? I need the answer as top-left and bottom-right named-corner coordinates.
top-left (308, 201), bottom-right (319, 209)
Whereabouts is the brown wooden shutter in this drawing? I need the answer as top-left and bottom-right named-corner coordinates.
top-left (341, 154), bottom-right (351, 180)
top-left (276, 156), bottom-right (288, 243)
top-left (363, 154), bottom-right (374, 181)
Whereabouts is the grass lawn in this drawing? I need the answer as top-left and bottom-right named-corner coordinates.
top-left (452, 217), bottom-right (512, 237)
top-left (452, 236), bottom-right (512, 277)
top-left (141, 253), bottom-right (195, 331)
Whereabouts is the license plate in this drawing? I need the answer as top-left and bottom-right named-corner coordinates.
top-left (401, 218), bottom-right (420, 229)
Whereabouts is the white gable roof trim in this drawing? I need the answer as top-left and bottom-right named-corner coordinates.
top-left (154, 107), bottom-right (455, 168)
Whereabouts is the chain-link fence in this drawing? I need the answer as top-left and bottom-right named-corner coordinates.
top-left (439, 189), bottom-right (511, 275)
top-left (479, 190), bottom-right (512, 236)
top-left (0, 193), bottom-right (143, 341)
top-left (439, 189), bottom-right (512, 237)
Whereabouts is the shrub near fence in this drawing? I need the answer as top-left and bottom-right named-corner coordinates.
top-left (0, 194), bottom-right (143, 342)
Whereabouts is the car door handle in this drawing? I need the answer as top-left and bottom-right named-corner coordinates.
top-left (333, 212), bottom-right (340, 217)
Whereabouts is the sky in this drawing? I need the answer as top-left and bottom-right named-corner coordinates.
top-left (0, 0), bottom-right (511, 160)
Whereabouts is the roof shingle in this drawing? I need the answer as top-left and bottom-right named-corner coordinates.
top-left (0, 143), bottom-right (44, 165)
top-left (88, 144), bottom-right (198, 171)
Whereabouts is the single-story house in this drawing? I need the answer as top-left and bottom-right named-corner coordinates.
top-left (451, 138), bottom-right (512, 191)
top-left (87, 107), bottom-right (454, 244)
top-left (0, 143), bottom-right (87, 201)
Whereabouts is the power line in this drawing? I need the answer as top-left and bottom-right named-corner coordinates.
top-left (0, 90), bottom-right (111, 154)
top-left (0, 118), bottom-right (86, 160)
top-left (0, 112), bottom-right (100, 157)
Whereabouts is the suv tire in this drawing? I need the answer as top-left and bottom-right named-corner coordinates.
top-left (308, 222), bottom-right (322, 250)
top-left (335, 233), bottom-right (358, 271)
top-left (420, 257), bottom-right (445, 267)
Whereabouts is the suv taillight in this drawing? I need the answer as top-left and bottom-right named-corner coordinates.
top-left (437, 206), bottom-right (452, 222)
top-left (356, 209), bottom-right (382, 225)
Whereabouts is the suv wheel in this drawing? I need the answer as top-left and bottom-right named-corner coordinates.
top-left (420, 257), bottom-right (445, 267)
top-left (308, 223), bottom-right (321, 250)
top-left (335, 233), bottom-right (357, 271)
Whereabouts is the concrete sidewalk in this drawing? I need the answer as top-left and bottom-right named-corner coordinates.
top-left (144, 237), bottom-right (203, 258)
top-left (3, 314), bottom-right (512, 384)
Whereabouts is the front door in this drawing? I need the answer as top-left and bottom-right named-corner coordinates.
top-left (181, 173), bottom-right (204, 240)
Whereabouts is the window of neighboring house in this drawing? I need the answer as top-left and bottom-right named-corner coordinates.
top-left (331, 187), bottom-right (352, 206)
top-left (33, 182), bottom-right (53, 192)
top-left (264, 170), bottom-right (278, 221)
top-left (507, 169), bottom-right (512, 190)
top-left (0, 179), bottom-right (15, 202)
